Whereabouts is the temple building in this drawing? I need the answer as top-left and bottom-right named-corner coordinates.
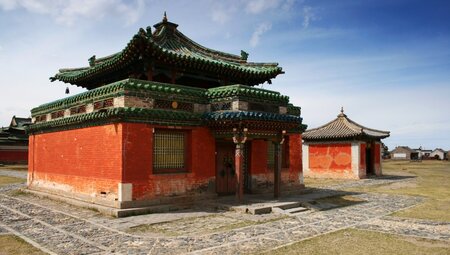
top-left (0, 116), bottom-right (31, 164)
top-left (27, 15), bottom-right (306, 215)
top-left (302, 108), bottom-right (389, 179)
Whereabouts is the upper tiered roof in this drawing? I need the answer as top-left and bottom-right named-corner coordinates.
top-left (303, 108), bottom-right (390, 141)
top-left (51, 13), bottom-right (283, 90)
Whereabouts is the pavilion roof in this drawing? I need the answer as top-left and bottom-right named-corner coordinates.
top-left (51, 13), bottom-right (283, 89)
top-left (0, 116), bottom-right (30, 144)
top-left (303, 108), bottom-right (390, 141)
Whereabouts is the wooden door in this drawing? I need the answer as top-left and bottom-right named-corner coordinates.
top-left (216, 142), bottom-right (236, 195)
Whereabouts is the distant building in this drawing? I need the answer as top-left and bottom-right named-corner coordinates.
top-left (302, 108), bottom-right (390, 179)
top-left (0, 116), bottom-right (31, 164)
top-left (390, 146), bottom-right (416, 160)
top-left (430, 148), bottom-right (447, 160)
top-left (413, 147), bottom-right (432, 159)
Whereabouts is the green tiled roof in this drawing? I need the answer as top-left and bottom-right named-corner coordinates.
top-left (51, 17), bottom-right (283, 89)
top-left (206, 85), bottom-right (289, 104)
top-left (28, 107), bottom-right (202, 133)
top-left (32, 79), bottom-right (207, 115)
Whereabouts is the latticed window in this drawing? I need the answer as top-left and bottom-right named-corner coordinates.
top-left (267, 138), bottom-right (289, 170)
top-left (153, 130), bottom-right (188, 173)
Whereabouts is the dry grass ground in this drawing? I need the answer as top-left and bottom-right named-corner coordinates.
top-left (0, 176), bottom-right (25, 186)
top-left (0, 235), bottom-right (47, 255)
top-left (345, 160), bottom-right (450, 221)
top-left (0, 165), bottom-right (28, 171)
top-left (268, 228), bottom-right (450, 255)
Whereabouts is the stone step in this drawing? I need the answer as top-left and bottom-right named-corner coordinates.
top-left (275, 202), bottom-right (302, 210)
top-left (284, 207), bottom-right (309, 214)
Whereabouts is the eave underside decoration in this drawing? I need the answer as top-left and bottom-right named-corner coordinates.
top-left (28, 79), bottom-right (304, 135)
top-left (303, 109), bottom-right (389, 141)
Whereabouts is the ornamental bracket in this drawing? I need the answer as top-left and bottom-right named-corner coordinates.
top-left (233, 127), bottom-right (248, 145)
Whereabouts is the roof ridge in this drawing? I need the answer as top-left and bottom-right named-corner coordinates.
top-left (345, 116), bottom-right (390, 134)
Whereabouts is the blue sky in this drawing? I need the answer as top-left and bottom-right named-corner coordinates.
top-left (0, 0), bottom-right (449, 151)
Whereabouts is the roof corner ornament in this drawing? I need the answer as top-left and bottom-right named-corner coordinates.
top-left (146, 26), bottom-right (152, 36)
top-left (240, 50), bottom-right (249, 61)
top-left (341, 106), bottom-right (344, 114)
top-left (89, 55), bottom-right (96, 67)
top-left (163, 11), bottom-right (168, 22)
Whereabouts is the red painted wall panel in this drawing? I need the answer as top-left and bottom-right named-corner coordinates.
top-left (0, 150), bottom-right (28, 163)
top-left (123, 125), bottom-right (216, 200)
top-left (360, 143), bottom-right (366, 170)
top-left (309, 143), bottom-right (352, 173)
top-left (250, 139), bottom-right (268, 175)
top-left (28, 124), bottom-right (123, 194)
top-left (287, 134), bottom-right (302, 180)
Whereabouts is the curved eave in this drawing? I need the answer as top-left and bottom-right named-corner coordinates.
top-left (303, 114), bottom-right (390, 141)
top-left (51, 27), bottom-right (283, 88)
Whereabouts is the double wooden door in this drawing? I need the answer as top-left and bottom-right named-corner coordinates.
top-left (216, 142), bottom-right (236, 195)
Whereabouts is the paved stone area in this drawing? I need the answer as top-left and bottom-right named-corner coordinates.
top-left (0, 172), bottom-right (448, 254)
top-left (0, 169), bottom-right (27, 179)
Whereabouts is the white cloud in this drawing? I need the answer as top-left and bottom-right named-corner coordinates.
top-left (0, 0), bottom-right (18, 10)
top-left (282, 0), bottom-right (296, 11)
top-left (302, 6), bottom-right (316, 28)
top-left (211, 7), bottom-right (230, 24)
top-left (246, 0), bottom-right (281, 14)
top-left (250, 22), bottom-right (272, 47)
top-left (0, 0), bottom-right (145, 26)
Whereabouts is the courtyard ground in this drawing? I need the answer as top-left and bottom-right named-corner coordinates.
top-left (0, 160), bottom-right (448, 254)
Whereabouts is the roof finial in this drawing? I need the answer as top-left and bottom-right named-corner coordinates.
top-left (338, 106), bottom-right (346, 117)
top-left (163, 11), bottom-right (168, 22)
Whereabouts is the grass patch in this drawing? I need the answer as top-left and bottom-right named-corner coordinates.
top-left (345, 160), bottom-right (450, 221)
top-left (0, 176), bottom-right (25, 186)
top-left (0, 165), bottom-right (28, 171)
top-left (267, 228), bottom-right (450, 255)
top-left (0, 235), bottom-right (47, 255)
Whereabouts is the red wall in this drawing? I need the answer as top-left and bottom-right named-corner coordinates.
top-left (28, 124), bottom-right (123, 196)
top-left (309, 143), bottom-right (352, 175)
top-left (250, 134), bottom-right (303, 188)
top-left (122, 124), bottom-right (216, 200)
top-left (0, 150), bottom-right (28, 163)
top-left (250, 140), bottom-right (268, 175)
top-left (360, 143), bottom-right (366, 170)
top-left (287, 134), bottom-right (302, 181)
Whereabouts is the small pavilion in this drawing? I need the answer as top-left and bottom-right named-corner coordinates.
top-left (302, 108), bottom-right (389, 179)
top-left (27, 14), bottom-right (306, 213)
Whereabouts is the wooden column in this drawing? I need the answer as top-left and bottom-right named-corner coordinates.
top-left (274, 130), bottom-right (286, 199)
top-left (233, 127), bottom-right (248, 203)
top-left (235, 143), bottom-right (244, 202)
top-left (274, 142), bottom-right (281, 198)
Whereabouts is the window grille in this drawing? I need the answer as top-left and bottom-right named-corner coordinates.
top-left (153, 130), bottom-right (187, 173)
top-left (267, 138), bottom-right (289, 170)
